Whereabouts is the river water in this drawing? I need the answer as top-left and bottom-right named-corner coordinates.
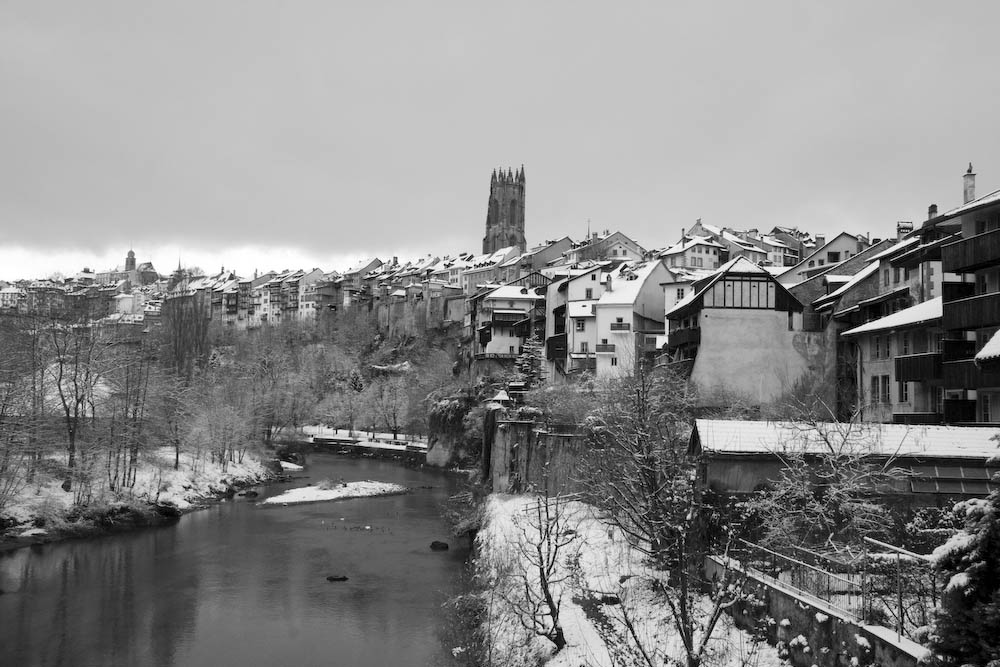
top-left (0, 455), bottom-right (471, 667)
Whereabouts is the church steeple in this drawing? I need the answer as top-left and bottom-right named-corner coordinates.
top-left (483, 165), bottom-right (526, 254)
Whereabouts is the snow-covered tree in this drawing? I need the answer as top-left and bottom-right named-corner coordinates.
top-left (926, 487), bottom-right (1000, 666)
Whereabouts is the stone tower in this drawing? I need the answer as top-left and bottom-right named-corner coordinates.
top-left (125, 249), bottom-right (136, 271)
top-left (483, 166), bottom-right (526, 254)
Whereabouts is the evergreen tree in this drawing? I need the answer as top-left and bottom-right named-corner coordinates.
top-left (927, 488), bottom-right (1000, 666)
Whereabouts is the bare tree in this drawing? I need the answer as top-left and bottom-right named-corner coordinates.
top-left (581, 366), bottom-right (745, 667)
top-left (498, 490), bottom-right (580, 653)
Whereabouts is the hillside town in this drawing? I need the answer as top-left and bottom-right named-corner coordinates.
top-left (4, 164), bottom-right (1000, 431)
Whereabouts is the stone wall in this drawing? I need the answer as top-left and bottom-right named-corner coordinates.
top-left (488, 419), bottom-right (586, 495)
top-left (706, 556), bottom-right (927, 667)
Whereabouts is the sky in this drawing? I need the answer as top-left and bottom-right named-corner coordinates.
top-left (2, 1), bottom-right (1000, 281)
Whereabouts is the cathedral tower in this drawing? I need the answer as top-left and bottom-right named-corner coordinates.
top-left (483, 166), bottom-right (526, 254)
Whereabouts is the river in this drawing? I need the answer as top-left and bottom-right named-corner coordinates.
top-left (0, 455), bottom-right (471, 667)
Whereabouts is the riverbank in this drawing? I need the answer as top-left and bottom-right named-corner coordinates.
top-left (0, 448), bottom-right (278, 554)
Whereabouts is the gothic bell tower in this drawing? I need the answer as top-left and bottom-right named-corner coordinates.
top-left (483, 165), bottom-right (526, 254)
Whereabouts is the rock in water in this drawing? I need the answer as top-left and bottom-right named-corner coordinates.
top-left (430, 541), bottom-right (449, 551)
top-left (326, 575), bottom-right (349, 582)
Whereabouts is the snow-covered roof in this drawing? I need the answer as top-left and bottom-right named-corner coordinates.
top-left (568, 300), bottom-right (597, 318)
top-left (596, 261), bottom-right (664, 306)
top-left (975, 330), bottom-right (1000, 364)
top-left (661, 235), bottom-right (724, 255)
top-left (939, 187), bottom-right (1000, 220)
top-left (865, 236), bottom-right (920, 263)
top-left (694, 419), bottom-right (1000, 460)
top-left (484, 285), bottom-right (544, 301)
top-left (840, 297), bottom-right (941, 337)
top-left (813, 261), bottom-right (880, 307)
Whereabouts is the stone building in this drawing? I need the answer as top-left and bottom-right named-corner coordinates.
top-left (483, 166), bottom-right (526, 254)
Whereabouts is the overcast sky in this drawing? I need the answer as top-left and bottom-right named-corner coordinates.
top-left (2, 1), bottom-right (999, 281)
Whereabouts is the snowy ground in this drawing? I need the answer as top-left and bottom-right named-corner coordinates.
top-left (473, 494), bottom-right (785, 667)
top-left (261, 480), bottom-right (408, 505)
top-left (2, 448), bottom-right (272, 536)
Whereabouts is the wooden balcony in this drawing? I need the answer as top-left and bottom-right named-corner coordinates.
top-left (942, 228), bottom-right (1000, 273)
top-left (891, 412), bottom-right (943, 425)
top-left (942, 281), bottom-right (975, 302)
top-left (668, 327), bottom-right (701, 347)
top-left (595, 343), bottom-right (616, 353)
top-left (474, 352), bottom-right (518, 361)
top-left (546, 333), bottom-right (567, 361)
top-left (942, 359), bottom-right (1000, 389)
top-left (942, 338), bottom-right (975, 362)
top-left (894, 352), bottom-right (942, 382)
top-left (943, 398), bottom-right (976, 423)
top-left (609, 322), bottom-right (631, 331)
top-left (943, 292), bottom-right (1000, 331)
top-left (568, 358), bottom-right (596, 373)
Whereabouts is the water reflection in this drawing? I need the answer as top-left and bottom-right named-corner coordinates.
top-left (0, 457), bottom-right (468, 667)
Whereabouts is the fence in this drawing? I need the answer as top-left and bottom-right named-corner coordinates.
top-left (733, 538), bottom-right (938, 642)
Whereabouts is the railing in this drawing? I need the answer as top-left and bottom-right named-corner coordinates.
top-left (942, 292), bottom-right (1000, 330)
top-left (943, 358), bottom-right (1000, 389)
top-left (894, 352), bottom-right (941, 381)
top-left (474, 352), bottom-right (518, 360)
top-left (891, 412), bottom-right (942, 425)
top-left (942, 227), bottom-right (1000, 273)
top-left (942, 280), bottom-right (975, 302)
top-left (668, 326), bottom-right (701, 347)
top-left (733, 539), bottom-right (937, 641)
top-left (609, 322), bottom-right (631, 331)
top-left (595, 343), bottom-right (616, 353)
top-left (942, 338), bottom-right (975, 362)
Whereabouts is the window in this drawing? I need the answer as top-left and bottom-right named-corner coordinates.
top-left (601, 338), bottom-right (608, 344)
top-left (580, 342), bottom-right (589, 353)
top-left (509, 346), bottom-right (515, 353)
top-left (575, 319), bottom-right (585, 332)
top-left (871, 336), bottom-right (881, 359)
top-left (585, 288), bottom-right (593, 299)
top-left (983, 394), bottom-right (992, 422)
top-left (883, 269), bottom-right (890, 287)
top-left (883, 336), bottom-right (891, 358)
top-left (611, 357), bottom-right (618, 366)
top-left (893, 268), bottom-right (900, 283)
top-left (901, 331), bottom-right (910, 355)
top-left (676, 288), bottom-right (685, 300)
top-left (898, 381), bottom-right (909, 403)
top-left (827, 251), bottom-right (841, 263)
top-left (611, 249), bottom-right (617, 256)
top-left (871, 376), bottom-right (879, 404)
top-left (591, 273), bottom-right (597, 281)
top-left (692, 257), bottom-right (703, 267)
top-left (880, 375), bottom-right (890, 404)
top-left (937, 386), bottom-right (945, 414)
top-left (904, 267), bottom-right (910, 281)
top-left (787, 311), bottom-right (794, 331)
top-left (808, 260), bottom-right (815, 268)
top-left (615, 317), bottom-right (624, 323)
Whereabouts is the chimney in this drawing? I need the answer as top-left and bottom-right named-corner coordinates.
top-left (964, 163), bottom-right (976, 204)
top-left (815, 234), bottom-right (826, 247)
top-left (896, 221), bottom-right (913, 239)
top-left (928, 204), bottom-right (938, 220)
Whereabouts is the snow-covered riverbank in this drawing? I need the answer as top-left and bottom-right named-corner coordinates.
top-left (469, 494), bottom-right (784, 667)
top-left (1, 448), bottom-right (274, 550)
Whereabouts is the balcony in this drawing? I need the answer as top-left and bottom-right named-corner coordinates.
top-left (892, 412), bottom-right (943, 425)
top-left (943, 292), bottom-right (1000, 330)
top-left (942, 228), bottom-right (1000, 273)
top-left (894, 352), bottom-right (942, 382)
top-left (942, 338), bottom-right (975, 362)
top-left (546, 333), bottom-right (567, 361)
top-left (474, 352), bottom-right (518, 361)
top-left (609, 322), bottom-right (631, 331)
top-left (568, 358), bottom-right (596, 373)
top-left (942, 281), bottom-right (975, 303)
top-left (492, 311), bottom-right (523, 324)
top-left (668, 327), bottom-right (701, 347)
top-left (943, 359), bottom-right (1000, 389)
top-left (595, 343), bottom-right (616, 353)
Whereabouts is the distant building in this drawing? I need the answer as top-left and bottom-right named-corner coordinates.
top-left (483, 166), bottom-right (526, 255)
